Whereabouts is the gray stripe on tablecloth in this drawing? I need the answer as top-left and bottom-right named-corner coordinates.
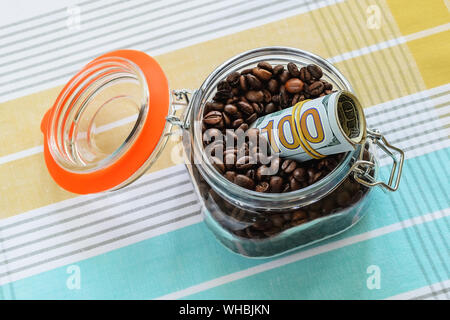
top-left (0, 179), bottom-right (191, 241)
top-left (0, 0), bottom-right (321, 96)
top-left (0, 209), bottom-right (201, 279)
top-left (0, 0), bottom-right (101, 31)
top-left (0, 190), bottom-right (195, 254)
top-left (411, 286), bottom-right (450, 300)
top-left (368, 101), bottom-right (449, 128)
top-left (0, 0), bottom-right (218, 80)
top-left (0, 0), bottom-right (121, 41)
top-left (0, 168), bottom-right (186, 231)
top-left (0, 197), bottom-right (198, 265)
top-left (365, 90), bottom-right (450, 119)
top-left (0, 0), bottom-right (256, 82)
top-left (0, 0), bottom-right (193, 56)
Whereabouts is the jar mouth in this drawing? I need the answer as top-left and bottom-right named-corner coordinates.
top-left (48, 56), bottom-right (149, 173)
top-left (191, 46), bottom-right (358, 209)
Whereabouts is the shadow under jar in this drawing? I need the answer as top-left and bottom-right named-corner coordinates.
top-left (40, 47), bottom-right (403, 258)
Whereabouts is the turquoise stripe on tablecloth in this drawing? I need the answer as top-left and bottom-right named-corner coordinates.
top-left (1, 148), bottom-right (449, 299)
top-left (185, 218), bottom-right (450, 300)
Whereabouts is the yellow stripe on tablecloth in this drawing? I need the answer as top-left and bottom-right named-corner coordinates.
top-left (406, 30), bottom-right (450, 89)
top-left (0, 0), bottom-right (443, 218)
top-left (0, 138), bottom-right (182, 218)
top-left (334, 44), bottom-right (426, 106)
top-left (386, 0), bottom-right (450, 35)
top-left (0, 0), bottom-right (400, 159)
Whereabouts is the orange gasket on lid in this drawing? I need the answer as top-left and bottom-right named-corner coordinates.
top-left (41, 50), bottom-right (170, 194)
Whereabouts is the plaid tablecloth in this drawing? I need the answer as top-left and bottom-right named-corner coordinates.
top-left (0, 0), bottom-right (448, 299)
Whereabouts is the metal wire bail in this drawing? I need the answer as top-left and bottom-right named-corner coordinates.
top-left (351, 129), bottom-right (405, 191)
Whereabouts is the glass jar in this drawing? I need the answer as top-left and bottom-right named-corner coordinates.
top-left (40, 47), bottom-right (404, 258)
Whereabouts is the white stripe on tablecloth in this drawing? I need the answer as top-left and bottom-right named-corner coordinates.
top-left (328, 23), bottom-right (450, 64)
top-left (155, 208), bottom-right (450, 300)
top-left (386, 280), bottom-right (450, 300)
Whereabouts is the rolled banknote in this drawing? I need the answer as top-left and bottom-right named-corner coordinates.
top-left (250, 90), bottom-right (367, 162)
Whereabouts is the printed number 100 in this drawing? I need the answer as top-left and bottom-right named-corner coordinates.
top-left (260, 109), bottom-right (324, 153)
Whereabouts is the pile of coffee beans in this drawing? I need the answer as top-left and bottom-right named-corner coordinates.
top-left (201, 61), bottom-right (342, 193)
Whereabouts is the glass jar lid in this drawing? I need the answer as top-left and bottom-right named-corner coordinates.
top-left (40, 50), bottom-right (170, 194)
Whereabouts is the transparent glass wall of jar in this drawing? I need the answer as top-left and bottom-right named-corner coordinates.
top-left (180, 47), bottom-right (380, 257)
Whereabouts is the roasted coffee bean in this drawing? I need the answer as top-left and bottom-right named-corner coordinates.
top-left (246, 74), bottom-right (262, 89)
top-left (287, 62), bottom-right (300, 77)
top-left (236, 156), bottom-right (254, 170)
top-left (270, 214), bottom-right (284, 227)
top-left (307, 168), bottom-right (322, 184)
top-left (234, 174), bottom-right (255, 189)
top-left (237, 101), bottom-right (254, 115)
top-left (307, 64), bottom-right (323, 79)
top-left (239, 75), bottom-right (248, 91)
top-left (281, 159), bottom-right (297, 173)
top-left (269, 176), bottom-right (283, 193)
top-left (224, 171), bottom-right (236, 182)
top-left (205, 102), bottom-right (224, 113)
top-left (245, 90), bottom-right (264, 102)
top-left (291, 218), bottom-right (308, 226)
top-left (264, 102), bottom-right (277, 114)
top-left (273, 64), bottom-right (284, 75)
top-left (309, 81), bottom-right (324, 96)
top-left (226, 71), bottom-right (241, 87)
top-left (321, 80), bottom-right (333, 90)
top-left (211, 156), bottom-right (225, 173)
top-left (214, 89), bottom-right (232, 101)
top-left (279, 86), bottom-right (289, 108)
top-left (253, 102), bottom-right (264, 114)
top-left (217, 80), bottom-right (231, 92)
top-left (306, 211), bottom-right (319, 220)
top-left (271, 94), bottom-right (280, 104)
top-left (224, 104), bottom-right (238, 116)
top-left (279, 70), bottom-right (290, 83)
top-left (262, 89), bottom-right (272, 103)
top-left (293, 167), bottom-right (306, 181)
top-left (246, 169), bottom-right (255, 180)
top-left (232, 118), bottom-right (244, 129)
top-left (237, 122), bottom-right (249, 132)
top-left (256, 165), bottom-right (270, 181)
top-left (222, 112), bottom-right (231, 127)
top-left (321, 197), bottom-right (335, 214)
top-left (255, 181), bottom-right (270, 193)
top-left (285, 78), bottom-right (304, 93)
top-left (299, 67), bottom-right (311, 83)
top-left (252, 67), bottom-right (272, 81)
top-left (267, 79), bottom-right (279, 93)
top-left (337, 190), bottom-right (351, 207)
top-left (292, 210), bottom-right (308, 221)
top-left (290, 177), bottom-right (302, 191)
top-left (257, 61), bottom-right (273, 72)
top-left (246, 113), bottom-right (257, 123)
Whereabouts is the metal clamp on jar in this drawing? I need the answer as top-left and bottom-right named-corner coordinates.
top-left (40, 47), bottom-right (404, 258)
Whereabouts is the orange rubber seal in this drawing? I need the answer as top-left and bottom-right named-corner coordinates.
top-left (41, 50), bottom-right (169, 194)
